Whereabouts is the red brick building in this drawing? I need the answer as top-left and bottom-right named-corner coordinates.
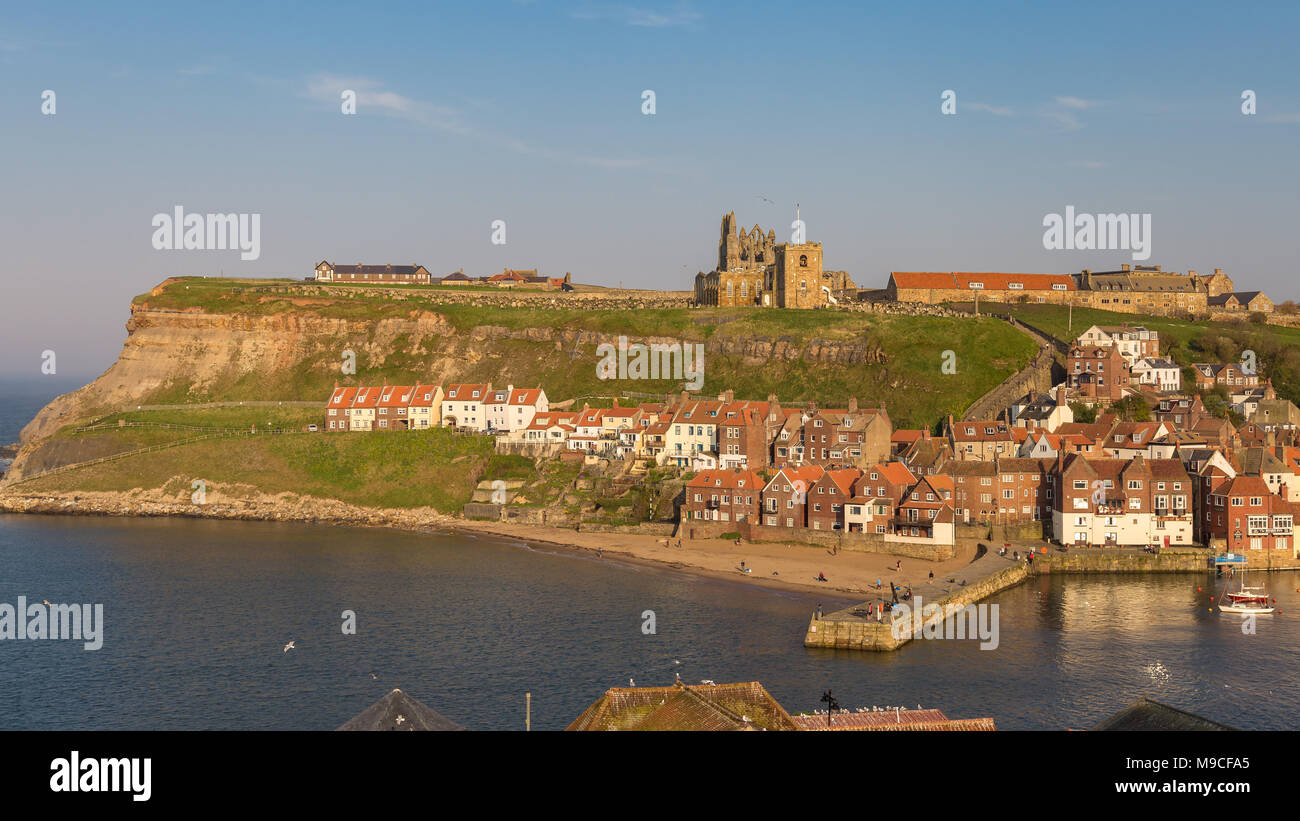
top-left (684, 469), bottom-right (763, 525)
top-left (1066, 345), bottom-right (1131, 403)
top-left (805, 468), bottom-right (862, 532)
top-left (760, 466), bottom-right (824, 528)
top-left (1203, 475), bottom-right (1296, 558)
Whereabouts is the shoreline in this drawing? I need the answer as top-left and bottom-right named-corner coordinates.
top-left (0, 489), bottom-right (982, 601)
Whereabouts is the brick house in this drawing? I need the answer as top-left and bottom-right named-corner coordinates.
top-left (771, 400), bottom-right (891, 468)
top-left (1203, 475), bottom-right (1299, 562)
top-left (325, 386), bottom-right (359, 431)
top-left (947, 417), bottom-right (1017, 461)
top-left (376, 385), bottom-right (416, 430)
top-left (805, 468), bottom-right (862, 532)
top-left (1066, 344), bottom-right (1132, 404)
top-left (946, 460), bottom-right (998, 524)
top-left (844, 462), bottom-right (915, 534)
top-left (684, 469), bottom-right (763, 525)
top-left (992, 457), bottom-right (1055, 523)
top-left (718, 397), bottom-right (782, 470)
top-left (1192, 363), bottom-right (1259, 391)
top-left (894, 476), bottom-right (956, 542)
top-left (760, 466), bottom-right (825, 528)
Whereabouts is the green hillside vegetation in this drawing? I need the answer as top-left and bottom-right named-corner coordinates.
top-left (21, 426), bottom-right (496, 512)
top-left (128, 277), bottom-right (1037, 429)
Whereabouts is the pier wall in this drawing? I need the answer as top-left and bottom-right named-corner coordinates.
top-left (683, 520), bottom-right (956, 561)
top-left (1028, 549), bottom-right (1210, 574)
top-left (803, 563), bottom-right (1030, 652)
top-left (804, 548), bottom-right (1219, 653)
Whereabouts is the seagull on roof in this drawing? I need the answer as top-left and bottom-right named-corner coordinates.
top-left (369, 672), bottom-right (378, 680)
top-left (629, 678), bottom-right (635, 687)
top-left (701, 679), bottom-right (716, 686)
top-left (283, 640), bottom-right (295, 653)
top-left (395, 714), bottom-right (406, 725)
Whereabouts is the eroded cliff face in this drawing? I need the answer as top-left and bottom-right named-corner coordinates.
top-left (7, 302), bottom-right (892, 481)
top-left (18, 307), bottom-right (456, 442)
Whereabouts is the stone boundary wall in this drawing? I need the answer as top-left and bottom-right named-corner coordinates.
top-left (578, 521), bottom-right (676, 536)
top-left (955, 522), bottom-right (1050, 542)
top-left (494, 441), bottom-right (565, 458)
top-left (963, 343), bottom-right (1057, 421)
top-left (1029, 549), bottom-right (1211, 573)
top-left (682, 520), bottom-right (955, 561)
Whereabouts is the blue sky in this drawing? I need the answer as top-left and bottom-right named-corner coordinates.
top-left (2, 0), bottom-right (1298, 379)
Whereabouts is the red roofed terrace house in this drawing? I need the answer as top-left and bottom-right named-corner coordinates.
top-left (1051, 454), bottom-right (1194, 548)
top-left (1202, 475), bottom-right (1300, 567)
top-left (683, 469), bottom-right (763, 525)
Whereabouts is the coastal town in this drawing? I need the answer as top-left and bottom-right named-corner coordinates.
top-left (308, 211), bottom-right (1298, 573)
top-left (320, 321), bottom-right (1300, 570)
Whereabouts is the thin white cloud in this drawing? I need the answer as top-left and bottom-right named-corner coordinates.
top-left (303, 74), bottom-right (648, 170)
top-left (571, 3), bottom-right (702, 27)
top-left (966, 102), bottom-right (1015, 116)
top-left (1044, 110), bottom-right (1082, 131)
top-left (1055, 96), bottom-right (1098, 110)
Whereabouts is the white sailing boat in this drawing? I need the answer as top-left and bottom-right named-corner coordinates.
top-left (1218, 567), bottom-right (1275, 615)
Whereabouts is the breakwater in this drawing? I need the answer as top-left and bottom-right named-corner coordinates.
top-left (805, 548), bottom-right (1215, 652)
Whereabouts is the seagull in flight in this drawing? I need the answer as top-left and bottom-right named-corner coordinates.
top-left (369, 672), bottom-right (378, 680)
top-left (42, 599), bottom-right (53, 606)
top-left (283, 640), bottom-right (295, 653)
top-left (756, 194), bottom-right (774, 205)
top-left (395, 714), bottom-right (406, 725)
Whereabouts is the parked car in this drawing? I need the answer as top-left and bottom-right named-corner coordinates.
top-left (307, 424), bottom-right (319, 432)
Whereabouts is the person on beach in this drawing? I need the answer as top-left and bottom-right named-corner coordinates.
top-left (929, 571), bottom-right (934, 580)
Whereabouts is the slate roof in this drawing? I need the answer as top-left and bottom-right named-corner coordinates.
top-left (1091, 697), bottom-right (1236, 731)
top-left (337, 688), bottom-right (467, 731)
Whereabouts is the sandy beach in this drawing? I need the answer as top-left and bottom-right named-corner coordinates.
top-left (447, 517), bottom-right (982, 600)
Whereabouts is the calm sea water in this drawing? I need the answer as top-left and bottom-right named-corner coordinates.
top-left (1, 514), bottom-right (1297, 730)
top-left (0, 376), bottom-right (89, 473)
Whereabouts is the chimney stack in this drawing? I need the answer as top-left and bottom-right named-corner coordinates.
top-left (1121, 264), bottom-right (1131, 273)
top-left (848, 396), bottom-right (859, 413)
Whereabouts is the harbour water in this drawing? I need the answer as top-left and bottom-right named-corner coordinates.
top-left (2, 513), bottom-right (1297, 730)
